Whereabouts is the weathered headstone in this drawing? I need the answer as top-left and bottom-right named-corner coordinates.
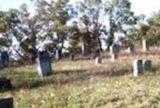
top-left (0, 77), bottom-right (12, 91)
top-left (95, 57), bottom-right (102, 66)
top-left (142, 39), bottom-right (149, 52)
top-left (37, 51), bottom-right (52, 77)
top-left (110, 44), bottom-right (120, 61)
top-left (133, 59), bottom-right (143, 77)
top-left (143, 59), bottom-right (152, 71)
top-left (0, 97), bottom-right (13, 108)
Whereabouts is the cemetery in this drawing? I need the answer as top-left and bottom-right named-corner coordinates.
top-left (0, 0), bottom-right (160, 108)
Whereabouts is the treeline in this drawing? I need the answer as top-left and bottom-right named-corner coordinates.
top-left (0, 0), bottom-right (159, 62)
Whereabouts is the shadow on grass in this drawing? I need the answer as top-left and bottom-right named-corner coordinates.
top-left (2, 64), bottom-right (159, 92)
top-left (7, 67), bottom-right (133, 91)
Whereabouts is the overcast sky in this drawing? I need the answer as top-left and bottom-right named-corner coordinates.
top-left (0, 0), bottom-right (160, 17)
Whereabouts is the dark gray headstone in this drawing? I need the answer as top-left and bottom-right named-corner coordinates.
top-left (1, 51), bottom-right (9, 68)
top-left (0, 77), bottom-right (12, 91)
top-left (0, 97), bottom-right (13, 108)
top-left (143, 60), bottom-right (152, 71)
top-left (37, 51), bottom-right (52, 77)
top-left (133, 59), bottom-right (143, 77)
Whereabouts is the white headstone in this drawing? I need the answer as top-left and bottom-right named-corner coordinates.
top-left (142, 39), bottom-right (149, 52)
top-left (127, 43), bottom-right (134, 53)
top-left (55, 49), bottom-right (60, 60)
top-left (143, 59), bottom-right (152, 71)
top-left (95, 57), bottom-right (102, 66)
top-left (133, 59), bottom-right (143, 77)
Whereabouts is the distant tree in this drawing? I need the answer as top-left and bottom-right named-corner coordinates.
top-left (68, 0), bottom-right (107, 56)
top-left (105, 0), bottom-right (137, 49)
top-left (145, 11), bottom-right (160, 46)
top-left (35, 0), bottom-right (71, 59)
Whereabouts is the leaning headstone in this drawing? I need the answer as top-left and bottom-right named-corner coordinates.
top-left (143, 59), bottom-right (152, 71)
top-left (133, 59), bottom-right (143, 77)
top-left (95, 57), bottom-right (102, 66)
top-left (37, 51), bottom-right (52, 77)
top-left (110, 44), bottom-right (120, 61)
top-left (0, 77), bottom-right (12, 91)
top-left (142, 39), bottom-right (149, 52)
top-left (0, 97), bottom-right (13, 108)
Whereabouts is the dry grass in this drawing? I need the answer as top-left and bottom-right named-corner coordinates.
top-left (0, 48), bottom-right (160, 108)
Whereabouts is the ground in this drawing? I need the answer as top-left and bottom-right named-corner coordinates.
top-left (0, 47), bottom-right (160, 108)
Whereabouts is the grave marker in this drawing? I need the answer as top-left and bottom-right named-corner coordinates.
top-left (110, 44), bottom-right (120, 61)
top-left (37, 51), bottom-right (52, 77)
top-left (142, 39), bottom-right (149, 52)
top-left (95, 57), bottom-right (102, 66)
top-left (0, 97), bottom-right (13, 108)
top-left (0, 77), bottom-right (12, 91)
top-left (143, 59), bottom-right (152, 71)
top-left (133, 59), bottom-right (143, 77)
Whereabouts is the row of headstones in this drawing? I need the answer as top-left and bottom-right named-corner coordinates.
top-left (109, 39), bottom-right (149, 62)
top-left (37, 38), bottom-right (150, 76)
top-left (133, 59), bottom-right (152, 77)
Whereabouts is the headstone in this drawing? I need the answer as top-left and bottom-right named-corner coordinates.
top-left (133, 59), bottom-right (143, 77)
top-left (0, 77), bottom-right (12, 91)
top-left (142, 39), bottom-right (149, 52)
top-left (81, 42), bottom-right (85, 56)
top-left (110, 44), bottom-right (120, 61)
top-left (70, 54), bottom-right (75, 61)
top-left (55, 49), bottom-right (60, 60)
top-left (143, 59), bottom-right (152, 71)
top-left (1, 51), bottom-right (9, 68)
top-left (127, 43), bottom-right (134, 53)
top-left (0, 97), bottom-right (13, 108)
top-left (93, 49), bottom-right (100, 59)
top-left (55, 49), bottom-right (62, 60)
top-left (95, 57), bottom-right (102, 66)
top-left (37, 51), bottom-right (52, 77)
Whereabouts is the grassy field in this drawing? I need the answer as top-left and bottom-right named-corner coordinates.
top-left (0, 48), bottom-right (160, 108)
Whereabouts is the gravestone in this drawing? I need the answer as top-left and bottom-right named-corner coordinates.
top-left (37, 51), bottom-right (52, 77)
top-left (0, 97), bottom-right (13, 108)
top-left (133, 59), bottom-right (143, 77)
top-left (143, 59), bottom-right (152, 71)
top-left (142, 39), bottom-right (149, 52)
top-left (55, 49), bottom-right (62, 60)
top-left (127, 43), bottom-right (134, 53)
top-left (1, 51), bottom-right (9, 68)
top-left (110, 44), bottom-right (120, 61)
top-left (0, 77), bottom-right (12, 91)
top-left (95, 57), bottom-right (102, 66)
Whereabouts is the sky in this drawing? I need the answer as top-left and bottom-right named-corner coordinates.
top-left (0, 0), bottom-right (160, 17)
